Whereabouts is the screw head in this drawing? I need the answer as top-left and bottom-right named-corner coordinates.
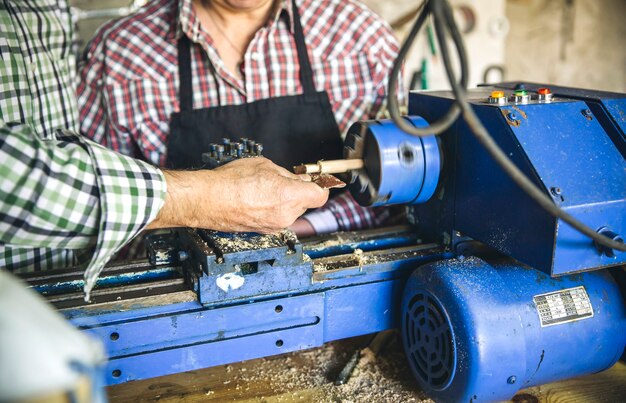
top-left (509, 112), bottom-right (518, 120)
top-left (507, 375), bottom-right (517, 384)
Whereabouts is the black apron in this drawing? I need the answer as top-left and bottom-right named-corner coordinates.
top-left (167, 0), bottom-right (342, 170)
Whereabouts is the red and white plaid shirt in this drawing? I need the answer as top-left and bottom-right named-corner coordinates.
top-left (78, 0), bottom-right (402, 233)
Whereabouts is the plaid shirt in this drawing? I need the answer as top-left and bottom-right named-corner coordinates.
top-left (0, 0), bottom-right (167, 299)
top-left (78, 0), bottom-right (401, 233)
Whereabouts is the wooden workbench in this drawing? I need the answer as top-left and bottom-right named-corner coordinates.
top-left (108, 334), bottom-right (626, 402)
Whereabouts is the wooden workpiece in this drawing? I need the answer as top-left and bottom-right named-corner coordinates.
top-left (107, 334), bottom-right (626, 402)
top-left (294, 159), bottom-right (364, 175)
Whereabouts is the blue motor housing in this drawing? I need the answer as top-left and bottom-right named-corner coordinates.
top-left (401, 257), bottom-right (626, 402)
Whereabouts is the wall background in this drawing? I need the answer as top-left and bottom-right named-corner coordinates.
top-left (70, 0), bottom-right (626, 92)
top-left (504, 0), bottom-right (626, 92)
top-left (361, 0), bottom-right (626, 92)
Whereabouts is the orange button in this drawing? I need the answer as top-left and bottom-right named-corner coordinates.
top-left (491, 90), bottom-right (505, 98)
top-left (538, 87), bottom-right (551, 95)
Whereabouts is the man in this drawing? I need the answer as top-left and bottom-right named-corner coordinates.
top-left (78, 0), bottom-right (402, 236)
top-left (0, 0), bottom-right (328, 299)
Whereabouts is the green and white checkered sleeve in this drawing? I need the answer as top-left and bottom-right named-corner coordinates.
top-left (0, 124), bottom-right (166, 299)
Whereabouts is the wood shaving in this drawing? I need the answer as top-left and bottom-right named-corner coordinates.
top-left (310, 174), bottom-right (346, 189)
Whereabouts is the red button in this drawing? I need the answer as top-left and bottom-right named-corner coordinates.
top-left (538, 88), bottom-right (551, 95)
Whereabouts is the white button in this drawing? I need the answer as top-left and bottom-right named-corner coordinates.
top-left (251, 53), bottom-right (260, 61)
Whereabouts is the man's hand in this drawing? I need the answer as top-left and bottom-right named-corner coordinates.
top-left (147, 158), bottom-right (329, 233)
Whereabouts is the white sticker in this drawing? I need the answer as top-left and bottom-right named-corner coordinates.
top-left (533, 286), bottom-right (593, 327)
top-left (216, 273), bottom-right (245, 292)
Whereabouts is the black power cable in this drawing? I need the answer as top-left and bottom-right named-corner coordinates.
top-left (388, 0), bottom-right (625, 253)
top-left (387, 0), bottom-right (464, 136)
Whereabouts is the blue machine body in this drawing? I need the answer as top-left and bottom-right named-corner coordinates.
top-left (409, 87), bottom-right (626, 276)
top-left (25, 84), bottom-right (626, 402)
top-left (31, 229), bottom-right (448, 385)
top-left (402, 257), bottom-right (625, 402)
top-left (495, 82), bottom-right (626, 158)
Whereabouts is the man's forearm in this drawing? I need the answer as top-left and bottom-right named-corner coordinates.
top-left (147, 170), bottom-right (204, 230)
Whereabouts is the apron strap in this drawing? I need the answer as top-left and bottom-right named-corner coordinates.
top-left (177, 35), bottom-right (193, 112)
top-left (291, 0), bottom-right (317, 96)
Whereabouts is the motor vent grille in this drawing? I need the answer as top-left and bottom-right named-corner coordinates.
top-left (403, 291), bottom-right (455, 390)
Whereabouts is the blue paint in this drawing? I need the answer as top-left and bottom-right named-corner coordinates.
top-left (303, 234), bottom-right (418, 259)
top-left (86, 294), bottom-right (323, 358)
top-left (65, 237), bottom-right (447, 385)
top-left (343, 117), bottom-right (441, 206)
top-left (33, 83), bottom-right (624, 398)
top-left (492, 82), bottom-right (626, 157)
top-left (105, 324), bottom-right (323, 384)
top-left (409, 88), bottom-right (626, 276)
top-left (32, 266), bottom-right (179, 296)
top-left (96, 279), bottom-right (411, 385)
top-left (401, 257), bottom-right (626, 402)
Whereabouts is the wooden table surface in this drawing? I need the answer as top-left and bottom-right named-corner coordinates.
top-left (107, 333), bottom-right (626, 402)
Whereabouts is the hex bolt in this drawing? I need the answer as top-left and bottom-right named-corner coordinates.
top-left (216, 145), bottom-right (225, 160)
top-left (240, 138), bottom-right (249, 151)
top-left (595, 226), bottom-right (623, 258)
top-left (221, 138), bottom-right (231, 154)
top-left (550, 187), bottom-right (564, 202)
top-left (230, 142), bottom-right (240, 156)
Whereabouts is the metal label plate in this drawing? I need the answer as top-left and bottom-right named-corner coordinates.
top-left (533, 286), bottom-right (593, 327)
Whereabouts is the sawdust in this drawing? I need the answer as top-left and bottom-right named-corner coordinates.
top-left (352, 249), bottom-right (367, 268)
top-left (304, 235), bottom-right (346, 251)
top-left (223, 335), bottom-right (433, 402)
top-left (312, 249), bottom-right (385, 272)
top-left (213, 234), bottom-right (282, 251)
top-left (198, 230), bottom-right (297, 255)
